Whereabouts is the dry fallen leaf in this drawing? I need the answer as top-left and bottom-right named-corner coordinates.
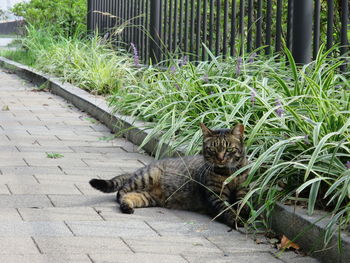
top-left (278, 235), bottom-right (300, 250)
top-left (254, 238), bottom-right (264, 244)
top-left (192, 242), bottom-right (203, 246)
top-left (2, 105), bottom-right (9, 111)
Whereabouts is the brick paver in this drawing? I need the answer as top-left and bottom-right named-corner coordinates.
top-left (0, 70), bottom-right (319, 262)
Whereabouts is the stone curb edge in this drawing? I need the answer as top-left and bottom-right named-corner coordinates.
top-left (272, 203), bottom-right (349, 263)
top-left (1, 56), bottom-right (348, 263)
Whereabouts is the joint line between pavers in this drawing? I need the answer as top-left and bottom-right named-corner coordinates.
top-left (46, 195), bottom-right (56, 207)
top-left (81, 159), bottom-right (90, 167)
top-left (5, 184), bottom-right (13, 195)
top-left (119, 147), bottom-right (128, 153)
top-left (74, 184), bottom-right (84, 195)
top-left (57, 165), bottom-right (66, 174)
top-left (64, 221), bottom-right (76, 236)
top-left (120, 237), bottom-right (136, 253)
top-left (179, 253), bottom-right (191, 263)
top-left (5, 135), bottom-right (11, 141)
top-left (32, 175), bottom-right (41, 184)
top-left (23, 158), bottom-right (30, 167)
top-left (138, 160), bottom-right (147, 166)
top-left (31, 237), bottom-right (43, 254)
top-left (143, 220), bottom-right (162, 237)
top-left (16, 208), bottom-right (25, 221)
top-left (203, 236), bottom-right (225, 253)
top-left (86, 254), bottom-right (95, 263)
top-left (92, 207), bottom-right (106, 221)
top-left (68, 146), bottom-right (76, 153)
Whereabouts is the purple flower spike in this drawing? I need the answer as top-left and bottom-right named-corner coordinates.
top-left (174, 83), bottom-right (180, 90)
top-left (250, 89), bottom-right (256, 105)
top-left (346, 161), bottom-right (350, 169)
top-left (202, 74), bottom-right (209, 83)
top-left (248, 53), bottom-right (257, 63)
top-left (130, 43), bottom-right (140, 67)
top-left (236, 57), bottom-right (242, 75)
top-left (179, 56), bottom-right (188, 67)
top-left (170, 65), bottom-right (177, 74)
top-left (275, 99), bottom-right (284, 117)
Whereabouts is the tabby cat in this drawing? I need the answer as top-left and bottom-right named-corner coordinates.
top-left (89, 123), bottom-right (249, 227)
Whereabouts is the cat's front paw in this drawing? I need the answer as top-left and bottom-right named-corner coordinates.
top-left (225, 217), bottom-right (237, 229)
top-left (120, 202), bottom-right (134, 214)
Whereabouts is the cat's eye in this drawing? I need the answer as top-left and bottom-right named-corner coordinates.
top-left (226, 147), bottom-right (237, 153)
top-left (207, 146), bottom-right (216, 152)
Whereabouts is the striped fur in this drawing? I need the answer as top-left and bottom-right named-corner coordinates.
top-left (89, 123), bottom-right (249, 227)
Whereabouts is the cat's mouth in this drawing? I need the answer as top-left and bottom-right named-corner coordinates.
top-left (217, 159), bottom-right (229, 165)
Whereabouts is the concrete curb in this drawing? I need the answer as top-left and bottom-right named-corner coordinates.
top-left (1, 56), bottom-right (348, 263)
top-left (271, 203), bottom-right (349, 263)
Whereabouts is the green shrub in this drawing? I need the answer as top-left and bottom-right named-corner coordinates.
top-left (110, 46), bottom-right (350, 243)
top-left (11, 0), bottom-right (86, 36)
top-left (29, 26), bottom-right (134, 94)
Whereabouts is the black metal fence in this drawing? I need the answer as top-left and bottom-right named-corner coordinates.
top-left (87, 0), bottom-right (349, 65)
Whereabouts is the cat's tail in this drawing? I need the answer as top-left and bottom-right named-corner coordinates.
top-left (89, 174), bottom-right (133, 193)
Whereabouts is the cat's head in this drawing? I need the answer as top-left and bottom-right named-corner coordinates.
top-left (200, 123), bottom-right (245, 168)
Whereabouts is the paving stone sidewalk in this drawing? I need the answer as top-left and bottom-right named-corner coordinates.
top-left (0, 70), bottom-right (318, 263)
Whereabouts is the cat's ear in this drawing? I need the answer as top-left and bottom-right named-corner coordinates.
top-left (200, 123), bottom-right (214, 137)
top-left (231, 123), bottom-right (244, 138)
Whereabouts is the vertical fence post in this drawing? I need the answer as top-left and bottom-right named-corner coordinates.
top-left (340, 0), bottom-right (349, 56)
top-left (286, 0), bottom-right (293, 51)
top-left (326, 0), bottom-right (334, 51)
top-left (292, 0), bottom-right (313, 64)
top-left (149, 0), bottom-right (161, 63)
top-left (340, 0), bottom-right (349, 71)
top-left (313, 0), bottom-right (320, 59)
top-left (87, 0), bottom-right (93, 33)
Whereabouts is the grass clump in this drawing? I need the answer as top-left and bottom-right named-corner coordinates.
top-left (1, 25), bottom-right (135, 95)
top-left (110, 45), bottom-right (350, 244)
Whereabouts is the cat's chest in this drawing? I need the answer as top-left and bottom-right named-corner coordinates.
top-left (204, 173), bottom-right (237, 193)
top-left (206, 173), bottom-right (232, 184)
top-left (208, 174), bottom-right (225, 184)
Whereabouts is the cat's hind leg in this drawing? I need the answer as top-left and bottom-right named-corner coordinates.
top-left (119, 191), bottom-right (158, 214)
top-left (116, 165), bottom-right (163, 213)
top-left (89, 173), bottom-right (133, 193)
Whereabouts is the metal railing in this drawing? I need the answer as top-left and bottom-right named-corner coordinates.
top-left (87, 0), bottom-right (349, 65)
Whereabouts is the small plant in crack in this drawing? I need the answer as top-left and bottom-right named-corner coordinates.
top-left (46, 153), bottom-right (64, 159)
top-left (85, 117), bottom-right (97, 124)
top-left (98, 135), bottom-right (117, 141)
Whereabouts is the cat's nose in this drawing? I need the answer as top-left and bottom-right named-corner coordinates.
top-left (217, 152), bottom-right (225, 161)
